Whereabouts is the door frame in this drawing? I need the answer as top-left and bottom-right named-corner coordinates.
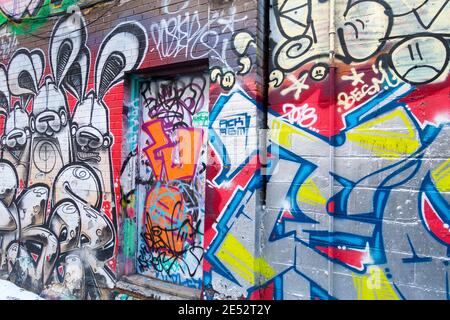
top-left (117, 59), bottom-right (210, 286)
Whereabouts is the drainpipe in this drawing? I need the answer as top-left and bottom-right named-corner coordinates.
top-left (328, 0), bottom-right (337, 298)
top-left (255, 0), bottom-right (271, 298)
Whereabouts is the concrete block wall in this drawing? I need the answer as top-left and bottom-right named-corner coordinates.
top-left (265, 0), bottom-right (450, 300)
top-left (0, 0), bottom-right (263, 300)
top-left (0, 0), bottom-right (448, 300)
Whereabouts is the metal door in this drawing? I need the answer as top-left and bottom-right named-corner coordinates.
top-left (135, 72), bottom-right (209, 289)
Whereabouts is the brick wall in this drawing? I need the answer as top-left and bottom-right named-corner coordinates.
top-left (0, 0), bottom-right (448, 300)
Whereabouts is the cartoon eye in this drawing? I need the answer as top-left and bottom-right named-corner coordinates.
top-left (71, 124), bottom-right (78, 136)
top-left (103, 134), bottom-right (113, 148)
top-left (59, 227), bottom-right (68, 242)
top-left (80, 234), bottom-right (90, 246)
top-left (30, 116), bottom-right (36, 132)
top-left (59, 109), bottom-right (67, 126)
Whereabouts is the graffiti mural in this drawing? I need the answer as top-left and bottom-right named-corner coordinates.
top-left (202, 0), bottom-right (449, 301)
top-left (0, 0), bottom-right (447, 301)
top-left (136, 74), bottom-right (209, 289)
top-left (0, 6), bottom-right (147, 299)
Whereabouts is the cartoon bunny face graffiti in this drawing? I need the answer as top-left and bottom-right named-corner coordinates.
top-left (0, 7), bottom-right (154, 298)
top-left (31, 78), bottom-right (69, 137)
top-left (69, 22), bottom-right (148, 164)
top-left (25, 9), bottom-right (89, 188)
top-left (0, 105), bottom-right (33, 186)
top-left (71, 92), bottom-right (113, 163)
top-left (28, 77), bottom-right (72, 185)
top-left (2, 107), bottom-right (31, 155)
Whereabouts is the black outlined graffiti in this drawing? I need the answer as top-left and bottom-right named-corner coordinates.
top-left (309, 62), bottom-right (329, 81)
top-left (272, 0), bottom-right (324, 73)
top-left (337, 0), bottom-right (394, 63)
top-left (269, 69), bottom-right (285, 88)
top-left (270, 0), bottom-right (449, 86)
top-left (232, 31), bottom-right (256, 75)
top-left (141, 75), bottom-right (207, 131)
top-left (26, 9), bottom-right (85, 190)
top-left (390, 0), bottom-right (449, 30)
top-left (0, 6), bottom-right (148, 299)
top-left (137, 70), bottom-right (208, 289)
top-left (388, 33), bottom-right (450, 84)
top-left (0, 65), bottom-right (32, 187)
top-left (69, 21), bottom-right (148, 230)
top-left (210, 67), bottom-right (236, 90)
top-left (137, 181), bottom-right (204, 278)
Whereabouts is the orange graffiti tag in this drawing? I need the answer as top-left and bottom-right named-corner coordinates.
top-left (142, 119), bottom-right (203, 181)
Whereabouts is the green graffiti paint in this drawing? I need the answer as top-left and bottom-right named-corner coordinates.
top-left (123, 218), bottom-right (136, 258)
top-left (1, 0), bottom-right (81, 35)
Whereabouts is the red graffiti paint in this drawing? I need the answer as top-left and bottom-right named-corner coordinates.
top-left (421, 195), bottom-right (450, 245)
top-left (315, 245), bottom-right (367, 271)
top-left (249, 281), bottom-right (275, 300)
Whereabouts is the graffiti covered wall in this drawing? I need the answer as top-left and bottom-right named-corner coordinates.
top-left (202, 0), bottom-right (450, 301)
top-left (0, 0), bottom-right (448, 301)
top-left (0, 0), bottom-right (151, 298)
top-left (258, 0), bottom-right (449, 300)
top-left (0, 0), bottom-right (263, 299)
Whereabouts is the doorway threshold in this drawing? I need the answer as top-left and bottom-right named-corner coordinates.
top-left (115, 274), bottom-right (202, 300)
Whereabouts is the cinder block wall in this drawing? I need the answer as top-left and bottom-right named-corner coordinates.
top-left (0, 0), bottom-right (448, 300)
top-left (265, 0), bottom-right (450, 300)
top-left (0, 0), bottom-right (262, 300)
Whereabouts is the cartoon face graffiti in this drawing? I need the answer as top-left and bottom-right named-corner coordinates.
top-left (31, 78), bottom-right (69, 138)
top-left (2, 106), bottom-right (31, 157)
top-left (71, 92), bottom-right (113, 163)
top-left (274, 0), bottom-right (312, 39)
top-left (0, 6), bottom-right (152, 298)
top-left (338, 0), bottom-right (393, 62)
top-left (67, 22), bottom-right (147, 215)
top-left (28, 76), bottom-right (72, 185)
top-left (24, 9), bottom-right (89, 187)
top-left (389, 35), bottom-right (450, 84)
top-left (1, 107), bottom-right (32, 186)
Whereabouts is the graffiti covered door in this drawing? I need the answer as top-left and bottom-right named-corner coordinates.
top-left (135, 72), bottom-right (209, 289)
